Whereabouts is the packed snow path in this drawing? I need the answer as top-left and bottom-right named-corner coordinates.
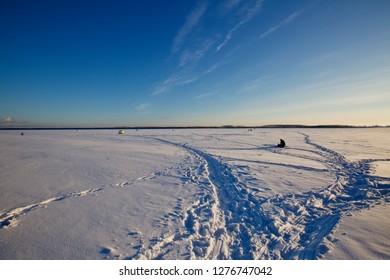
top-left (0, 130), bottom-right (389, 259)
top-left (128, 133), bottom-right (390, 260)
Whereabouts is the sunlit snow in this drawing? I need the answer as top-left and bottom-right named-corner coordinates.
top-left (0, 128), bottom-right (389, 259)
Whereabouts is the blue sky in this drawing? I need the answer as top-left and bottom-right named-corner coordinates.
top-left (1, 0), bottom-right (389, 126)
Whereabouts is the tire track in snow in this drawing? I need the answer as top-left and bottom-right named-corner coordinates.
top-left (0, 168), bottom-right (172, 229)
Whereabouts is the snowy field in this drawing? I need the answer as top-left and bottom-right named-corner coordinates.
top-left (0, 128), bottom-right (389, 260)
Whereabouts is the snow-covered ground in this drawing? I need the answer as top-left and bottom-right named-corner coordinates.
top-left (0, 128), bottom-right (389, 260)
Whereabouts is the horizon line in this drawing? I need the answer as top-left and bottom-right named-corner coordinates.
top-left (1, 124), bottom-right (389, 130)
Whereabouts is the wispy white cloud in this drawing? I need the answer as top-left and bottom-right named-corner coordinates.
top-left (0, 116), bottom-right (30, 127)
top-left (216, 0), bottom-right (263, 52)
top-left (179, 39), bottom-right (214, 67)
top-left (259, 10), bottom-right (302, 39)
top-left (0, 116), bottom-right (14, 123)
top-left (194, 91), bottom-right (216, 100)
top-left (172, 1), bottom-right (208, 54)
top-left (151, 77), bottom-right (175, 96)
top-left (152, 1), bottom-right (211, 96)
top-left (135, 103), bottom-right (151, 114)
top-left (0, 116), bottom-right (28, 124)
top-left (154, 42), bottom-right (223, 95)
top-left (154, 0), bottom-right (263, 96)
top-left (231, 70), bottom-right (390, 125)
top-left (295, 66), bottom-right (390, 95)
top-left (244, 66), bottom-right (390, 116)
top-left (179, 76), bottom-right (198, 85)
top-left (203, 60), bottom-right (227, 74)
top-left (258, 92), bottom-right (390, 118)
top-left (223, 0), bottom-right (244, 11)
top-left (152, 74), bottom-right (198, 96)
top-left (238, 75), bottom-right (274, 93)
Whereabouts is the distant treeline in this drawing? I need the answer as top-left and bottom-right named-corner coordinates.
top-left (0, 125), bottom-right (388, 130)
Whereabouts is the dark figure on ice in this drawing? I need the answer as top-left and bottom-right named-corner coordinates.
top-left (277, 139), bottom-right (285, 148)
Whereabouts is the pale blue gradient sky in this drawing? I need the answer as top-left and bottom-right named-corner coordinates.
top-left (1, 0), bottom-right (389, 126)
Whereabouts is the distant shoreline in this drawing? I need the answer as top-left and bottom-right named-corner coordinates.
top-left (1, 125), bottom-right (388, 130)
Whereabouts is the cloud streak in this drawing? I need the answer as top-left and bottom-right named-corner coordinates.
top-left (216, 0), bottom-right (263, 52)
top-left (203, 60), bottom-right (227, 74)
top-left (152, 74), bottom-right (198, 96)
top-left (135, 103), bottom-right (151, 114)
top-left (172, 1), bottom-right (208, 54)
top-left (238, 75), bottom-right (274, 93)
top-left (151, 1), bottom-right (211, 96)
top-left (222, 0), bottom-right (244, 13)
top-left (154, 0), bottom-right (264, 96)
top-left (194, 91), bottom-right (216, 100)
top-left (0, 116), bottom-right (14, 123)
top-left (259, 10), bottom-right (302, 39)
top-left (179, 39), bottom-right (214, 67)
top-left (0, 117), bottom-right (28, 124)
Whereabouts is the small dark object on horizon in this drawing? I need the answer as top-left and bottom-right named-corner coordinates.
top-left (20, 132), bottom-right (24, 136)
top-left (277, 139), bottom-right (285, 148)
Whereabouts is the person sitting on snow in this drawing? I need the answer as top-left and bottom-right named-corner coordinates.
top-left (277, 139), bottom-right (286, 148)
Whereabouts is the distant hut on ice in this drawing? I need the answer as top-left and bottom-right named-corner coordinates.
top-left (118, 129), bottom-right (124, 135)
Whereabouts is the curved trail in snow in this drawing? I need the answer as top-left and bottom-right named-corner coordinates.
top-left (135, 134), bottom-right (390, 260)
top-left (1, 132), bottom-right (389, 260)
